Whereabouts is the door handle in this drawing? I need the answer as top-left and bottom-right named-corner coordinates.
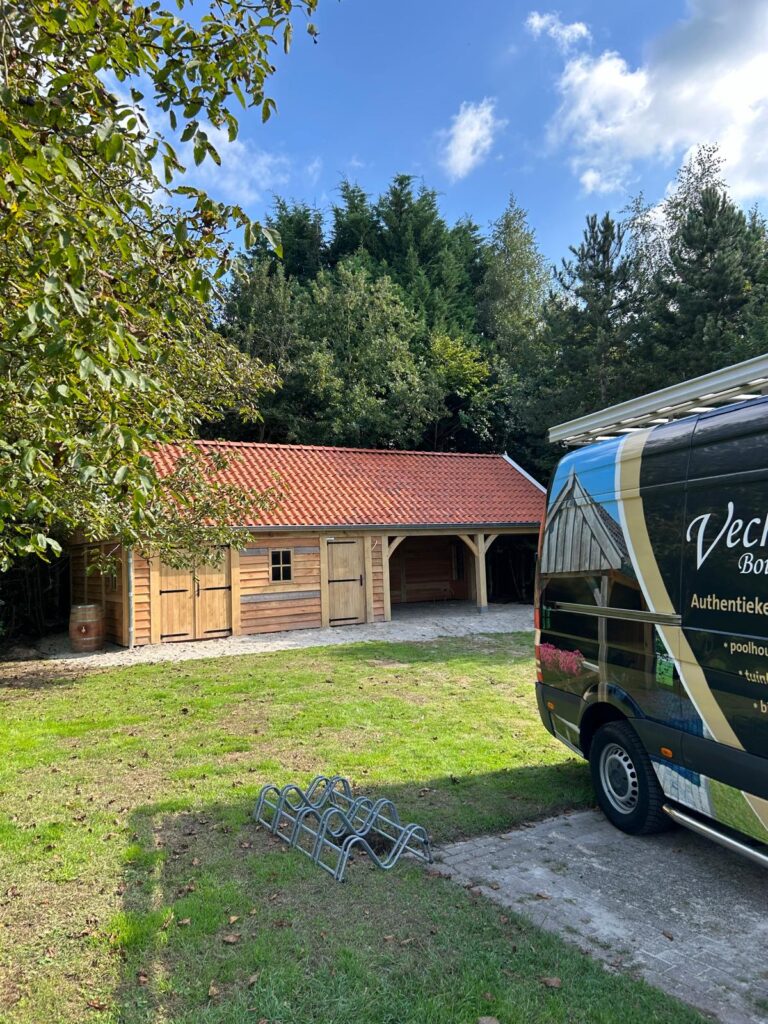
top-left (359, 574), bottom-right (363, 586)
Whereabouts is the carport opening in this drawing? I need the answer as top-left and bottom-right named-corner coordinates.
top-left (486, 535), bottom-right (538, 603)
top-left (388, 533), bottom-right (537, 615)
top-left (389, 536), bottom-right (469, 608)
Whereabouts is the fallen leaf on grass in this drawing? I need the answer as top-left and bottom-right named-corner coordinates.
top-left (383, 934), bottom-right (395, 942)
top-left (399, 938), bottom-right (413, 947)
top-left (540, 976), bottom-right (562, 988)
top-left (86, 998), bottom-right (109, 1011)
top-left (178, 918), bottom-right (191, 927)
top-left (477, 1017), bottom-right (500, 1024)
top-left (488, 882), bottom-right (500, 890)
top-left (535, 891), bottom-right (552, 900)
top-left (247, 973), bottom-right (260, 987)
top-left (136, 971), bottom-right (149, 986)
top-left (208, 981), bottom-right (220, 998)
top-left (662, 930), bottom-right (674, 941)
top-left (483, 991), bottom-right (494, 1001)
top-left (228, 915), bottom-right (240, 925)
top-left (222, 933), bottom-right (241, 945)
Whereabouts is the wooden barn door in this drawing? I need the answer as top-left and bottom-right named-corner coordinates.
top-left (158, 550), bottom-right (232, 642)
top-left (195, 551), bottom-right (232, 639)
top-left (327, 539), bottom-right (366, 626)
top-left (159, 562), bottom-right (196, 642)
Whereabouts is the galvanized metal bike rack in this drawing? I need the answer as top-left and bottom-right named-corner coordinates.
top-left (253, 774), bottom-right (433, 881)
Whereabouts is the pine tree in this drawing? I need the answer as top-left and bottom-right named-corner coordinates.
top-left (266, 198), bottom-right (326, 283)
top-left (328, 181), bottom-right (379, 266)
top-left (645, 187), bottom-right (768, 382)
top-left (479, 196), bottom-right (548, 360)
top-left (554, 212), bottom-right (635, 408)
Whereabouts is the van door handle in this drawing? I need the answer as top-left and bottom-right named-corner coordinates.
top-left (359, 575), bottom-right (363, 586)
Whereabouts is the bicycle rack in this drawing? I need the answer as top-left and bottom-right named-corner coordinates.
top-left (253, 774), bottom-right (433, 881)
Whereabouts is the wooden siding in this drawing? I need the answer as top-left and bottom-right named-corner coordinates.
top-left (239, 532), bottom-right (322, 634)
top-left (133, 555), bottom-right (152, 646)
top-left (69, 542), bottom-right (126, 645)
top-left (389, 536), bottom-right (469, 605)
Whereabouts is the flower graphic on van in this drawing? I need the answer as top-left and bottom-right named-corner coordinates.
top-left (539, 643), bottom-right (584, 678)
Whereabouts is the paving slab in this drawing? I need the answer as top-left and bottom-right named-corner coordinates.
top-left (436, 810), bottom-right (768, 1024)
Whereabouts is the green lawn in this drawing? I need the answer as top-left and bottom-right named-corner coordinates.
top-left (0, 633), bottom-right (702, 1023)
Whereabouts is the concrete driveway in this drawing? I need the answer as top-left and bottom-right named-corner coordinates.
top-left (437, 810), bottom-right (768, 1024)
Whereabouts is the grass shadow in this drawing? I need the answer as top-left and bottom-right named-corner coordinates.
top-left (107, 772), bottom-right (701, 1024)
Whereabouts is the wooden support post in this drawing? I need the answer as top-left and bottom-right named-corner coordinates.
top-left (149, 555), bottom-right (161, 645)
top-left (319, 537), bottom-right (330, 628)
top-left (381, 534), bottom-right (392, 622)
top-left (230, 546), bottom-right (241, 637)
top-left (474, 532), bottom-right (488, 614)
top-left (364, 535), bottom-right (375, 623)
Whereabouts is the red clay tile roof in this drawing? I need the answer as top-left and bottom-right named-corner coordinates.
top-left (151, 441), bottom-right (545, 529)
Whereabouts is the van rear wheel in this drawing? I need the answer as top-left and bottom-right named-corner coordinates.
top-left (589, 721), bottom-right (672, 835)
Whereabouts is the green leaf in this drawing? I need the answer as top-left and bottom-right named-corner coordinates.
top-left (231, 80), bottom-right (246, 109)
top-left (180, 120), bottom-right (199, 143)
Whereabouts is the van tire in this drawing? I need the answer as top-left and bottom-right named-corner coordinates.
top-left (589, 721), bottom-right (672, 835)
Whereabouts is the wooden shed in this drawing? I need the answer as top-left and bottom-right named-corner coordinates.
top-left (69, 442), bottom-right (545, 647)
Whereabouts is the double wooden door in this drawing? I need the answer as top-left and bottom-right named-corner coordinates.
top-left (327, 539), bottom-right (366, 626)
top-left (159, 550), bottom-right (232, 642)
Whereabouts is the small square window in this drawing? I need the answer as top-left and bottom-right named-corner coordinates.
top-left (270, 549), bottom-right (292, 582)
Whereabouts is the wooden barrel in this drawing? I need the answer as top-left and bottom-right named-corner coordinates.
top-left (69, 603), bottom-right (105, 653)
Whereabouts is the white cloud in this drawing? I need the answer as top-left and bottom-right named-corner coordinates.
top-left (537, 0), bottom-right (768, 200)
top-left (525, 11), bottom-right (591, 52)
top-left (440, 98), bottom-right (505, 181)
top-left (177, 123), bottom-right (289, 207)
top-left (305, 156), bottom-right (322, 185)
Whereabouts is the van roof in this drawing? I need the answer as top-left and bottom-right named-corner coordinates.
top-left (549, 353), bottom-right (768, 447)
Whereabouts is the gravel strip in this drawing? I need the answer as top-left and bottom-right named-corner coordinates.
top-left (1, 602), bottom-right (533, 681)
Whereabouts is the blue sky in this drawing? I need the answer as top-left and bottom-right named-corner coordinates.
top-left (178, 0), bottom-right (768, 265)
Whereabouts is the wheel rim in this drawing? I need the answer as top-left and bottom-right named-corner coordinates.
top-left (598, 742), bottom-right (639, 815)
